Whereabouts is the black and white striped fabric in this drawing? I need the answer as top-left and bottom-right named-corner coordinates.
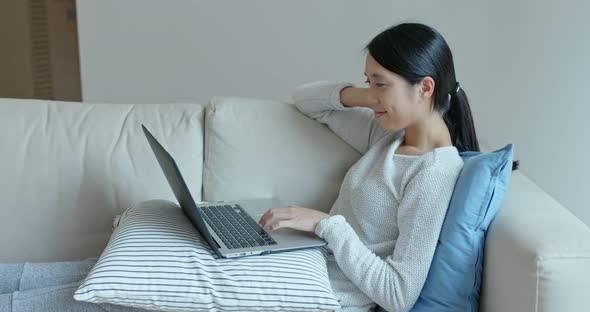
top-left (74, 199), bottom-right (340, 311)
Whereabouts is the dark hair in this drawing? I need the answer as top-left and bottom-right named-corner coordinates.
top-left (365, 23), bottom-right (519, 170)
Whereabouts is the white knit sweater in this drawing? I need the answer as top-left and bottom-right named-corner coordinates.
top-left (292, 81), bottom-right (464, 312)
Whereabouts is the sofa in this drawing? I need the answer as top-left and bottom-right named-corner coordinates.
top-left (1, 95), bottom-right (589, 312)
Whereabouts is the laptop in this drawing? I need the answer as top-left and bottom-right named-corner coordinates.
top-left (141, 124), bottom-right (327, 258)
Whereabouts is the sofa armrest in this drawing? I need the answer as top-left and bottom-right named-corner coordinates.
top-left (480, 171), bottom-right (590, 312)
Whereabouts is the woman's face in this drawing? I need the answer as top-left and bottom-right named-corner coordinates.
top-left (364, 53), bottom-right (429, 132)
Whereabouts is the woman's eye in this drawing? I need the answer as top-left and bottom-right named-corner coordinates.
top-left (365, 80), bottom-right (385, 87)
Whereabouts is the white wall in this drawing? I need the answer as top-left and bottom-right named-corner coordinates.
top-left (478, 0), bottom-right (590, 225)
top-left (76, 1), bottom-right (491, 104)
top-left (77, 1), bottom-right (590, 226)
top-left (76, 0), bottom-right (397, 104)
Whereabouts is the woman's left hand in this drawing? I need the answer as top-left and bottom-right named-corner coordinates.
top-left (258, 205), bottom-right (330, 233)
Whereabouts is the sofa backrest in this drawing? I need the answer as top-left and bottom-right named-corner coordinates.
top-left (0, 98), bottom-right (205, 262)
top-left (202, 96), bottom-right (361, 212)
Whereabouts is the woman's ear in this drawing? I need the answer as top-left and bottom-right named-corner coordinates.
top-left (419, 77), bottom-right (435, 99)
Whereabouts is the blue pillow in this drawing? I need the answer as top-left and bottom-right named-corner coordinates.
top-left (377, 144), bottom-right (514, 312)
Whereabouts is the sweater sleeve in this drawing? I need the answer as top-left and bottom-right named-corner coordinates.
top-left (314, 168), bottom-right (459, 312)
top-left (292, 80), bottom-right (393, 155)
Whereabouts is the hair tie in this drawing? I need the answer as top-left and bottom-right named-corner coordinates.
top-left (450, 82), bottom-right (461, 96)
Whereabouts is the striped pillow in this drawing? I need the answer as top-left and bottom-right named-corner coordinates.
top-left (74, 199), bottom-right (340, 311)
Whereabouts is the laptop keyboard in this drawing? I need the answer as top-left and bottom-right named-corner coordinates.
top-left (200, 204), bottom-right (277, 249)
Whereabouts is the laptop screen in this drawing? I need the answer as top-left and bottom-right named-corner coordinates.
top-left (141, 124), bottom-right (220, 252)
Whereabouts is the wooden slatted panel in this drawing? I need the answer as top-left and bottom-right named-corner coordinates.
top-left (29, 0), bottom-right (53, 99)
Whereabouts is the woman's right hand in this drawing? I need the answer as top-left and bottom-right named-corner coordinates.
top-left (340, 86), bottom-right (379, 109)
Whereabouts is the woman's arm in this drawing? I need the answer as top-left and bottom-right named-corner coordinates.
top-left (292, 81), bottom-right (393, 154)
top-left (339, 86), bottom-right (378, 108)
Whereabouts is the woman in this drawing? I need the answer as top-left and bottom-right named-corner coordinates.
top-left (258, 22), bottom-right (516, 312)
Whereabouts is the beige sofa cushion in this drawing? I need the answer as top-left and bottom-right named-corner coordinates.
top-left (202, 96), bottom-right (360, 213)
top-left (0, 99), bottom-right (205, 262)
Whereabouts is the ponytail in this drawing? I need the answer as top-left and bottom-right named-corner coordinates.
top-left (445, 85), bottom-right (519, 170)
top-left (444, 84), bottom-right (479, 153)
